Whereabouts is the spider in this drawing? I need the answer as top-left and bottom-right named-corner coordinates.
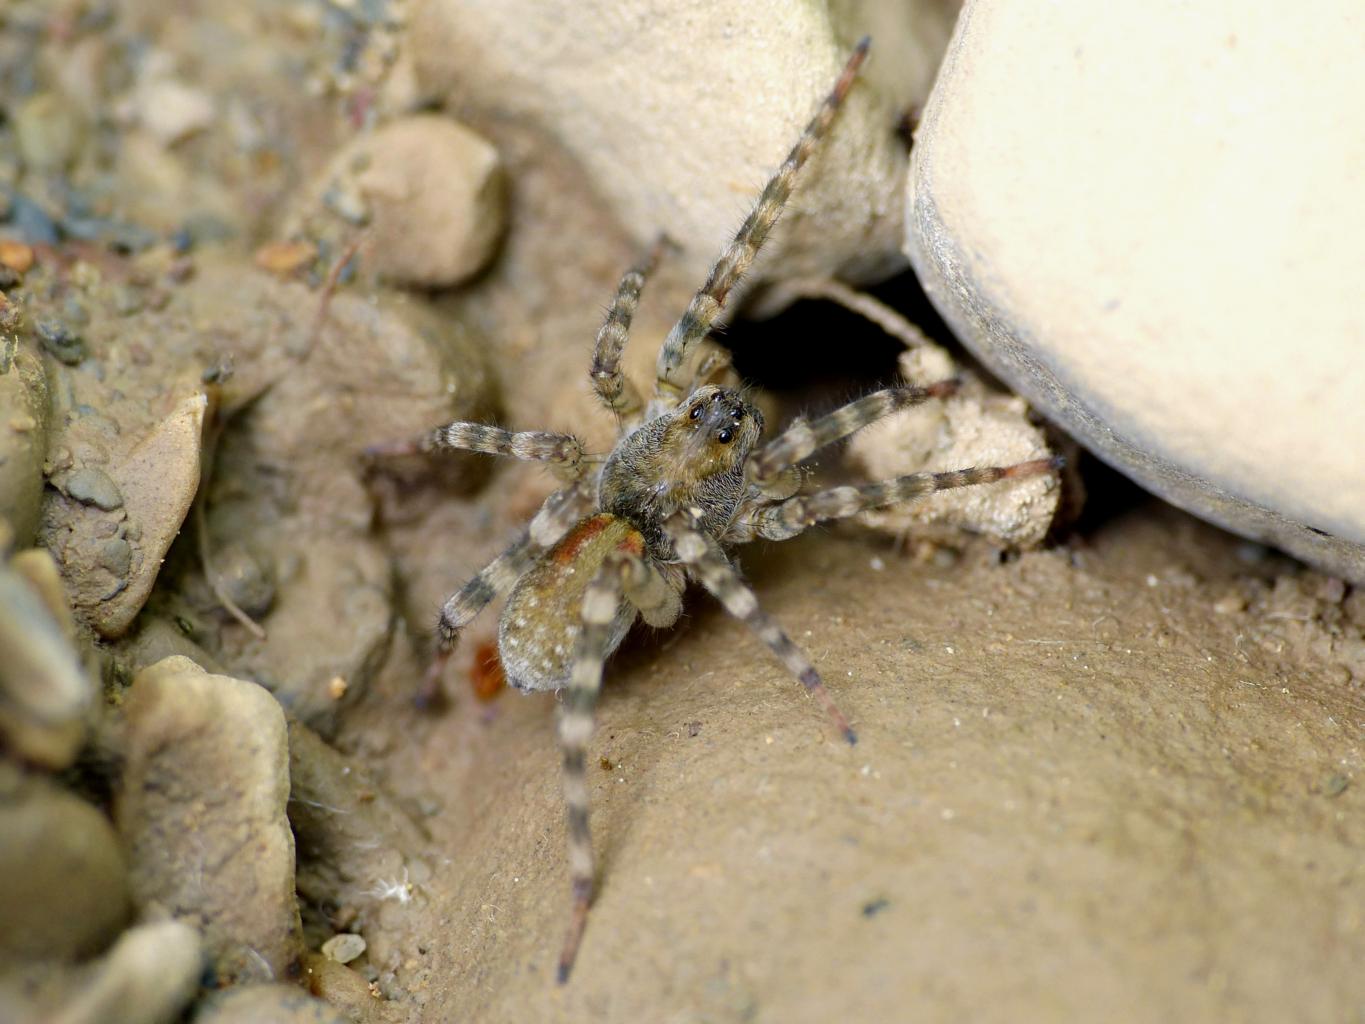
top-left (372, 38), bottom-right (1059, 982)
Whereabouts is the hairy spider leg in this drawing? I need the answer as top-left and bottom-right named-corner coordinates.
top-left (664, 511), bottom-right (858, 744)
top-left (556, 540), bottom-right (679, 984)
top-left (367, 422), bottom-right (587, 480)
top-left (590, 238), bottom-right (668, 428)
top-left (652, 37), bottom-right (870, 409)
top-left (687, 344), bottom-right (734, 393)
top-left (422, 482), bottom-right (593, 705)
top-left (751, 458), bottom-right (1064, 542)
top-left (768, 276), bottom-right (940, 351)
top-left (747, 380), bottom-right (961, 486)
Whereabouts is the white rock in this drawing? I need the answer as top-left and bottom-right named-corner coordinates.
top-left (411, 0), bottom-right (956, 299)
top-left (50, 921), bottom-right (202, 1024)
top-left (324, 115), bottom-right (506, 288)
top-left (906, 0), bottom-right (1365, 581)
top-left (847, 348), bottom-right (1059, 548)
top-left (320, 933), bottom-right (366, 965)
top-left (133, 76), bottom-right (216, 147)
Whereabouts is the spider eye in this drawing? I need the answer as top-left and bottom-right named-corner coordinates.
top-left (717, 427), bottom-right (734, 444)
top-left (688, 405), bottom-right (703, 420)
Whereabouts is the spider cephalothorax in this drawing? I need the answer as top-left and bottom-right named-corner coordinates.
top-left (372, 38), bottom-right (1059, 983)
top-left (600, 383), bottom-right (764, 552)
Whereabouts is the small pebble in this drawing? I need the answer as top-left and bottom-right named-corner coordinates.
top-left (36, 321), bottom-right (87, 365)
top-left (65, 467), bottom-right (125, 511)
top-left (211, 542), bottom-right (276, 618)
top-left (254, 240), bottom-right (317, 276)
top-left (135, 77), bottom-right (216, 147)
top-left (0, 240), bottom-right (35, 273)
top-left (14, 92), bottom-right (85, 172)
top-left (321, 932), bottom-right (367, 964)
top-left (99, 537), bottom-right (133, 577)
top-left (861, 897), bottom-right (891, 918)
top-left (7, 190), bottom-right (61, 245)
top-left (1212, 591), bottom-right (1245, 615)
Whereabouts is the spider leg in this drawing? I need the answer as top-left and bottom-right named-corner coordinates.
top-left (556, 545), bottom-right (680, 983)
top-left (766, 276), bottom-right (938, 351)
top-left (367, 423), bottom-right (587, 480)
top-left (688, 343), bottom-right (733, 394)
top-left (750, 457), bottom-right (1063, 542)
top-left (590, 239), bottom-right (666, 428)
top-left (747, 380), bottom-right (959, 487)
top-left (663, 511), bottom-right (857, 744)
top-left (422, 482), bottom-right (591, 705)
top-left (652, 38), bottom-right (869, 408)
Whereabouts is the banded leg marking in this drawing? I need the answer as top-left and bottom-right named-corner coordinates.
top-left (555, 542), bottom-right (664, 983)
top-left (754, 457), bottom-right (1063, 542)
top-left (748, 380), bottom-right (959, 485)
top-left (423, 484), bottom-right (591, 704)
top-left (664, 512), bottom-right (857, 745)
top-left (369, 422), bottom-right (586, 478)
top-left (653, 39), bottom-right (870, 405)
top-left (590, 240), bottom-right (665, 425)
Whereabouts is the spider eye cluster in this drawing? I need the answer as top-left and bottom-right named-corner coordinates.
top-left (689, 404), bottom-right (703, 420)
top-left (717, 427), bottom-right (734, 444)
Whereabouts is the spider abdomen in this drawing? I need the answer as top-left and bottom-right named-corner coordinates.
top-left (498, 514), bottom-right (641, 693)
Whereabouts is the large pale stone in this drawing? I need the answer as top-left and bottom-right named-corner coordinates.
top-left (115, 657), bottom-right (302, 982)
top-left (906, 1), bottom-right (1365, 581)
top-left (296, 115), bottom-right (507, 289)
top-left (411, 0), bottom-right (958, 298)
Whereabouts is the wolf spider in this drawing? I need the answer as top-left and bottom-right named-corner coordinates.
top-left (374, 39), bottom-right (1058, 982)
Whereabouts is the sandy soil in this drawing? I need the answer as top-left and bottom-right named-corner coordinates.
top-left (348, 500), bottom-right (1364, 1023)
top-left (1, 4), bottom-right (1361, 1023)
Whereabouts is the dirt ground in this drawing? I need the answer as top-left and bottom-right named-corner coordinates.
top-left (1, 4), bottom-right (1362, 1023)
top-left (353, 500), bottom-right (1363, 1023)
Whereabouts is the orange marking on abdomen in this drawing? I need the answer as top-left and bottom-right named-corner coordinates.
top-left (552, 514), bottom-right (614, 566)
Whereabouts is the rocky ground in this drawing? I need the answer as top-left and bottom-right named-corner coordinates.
top-left (0, 3), bottom-right (1361, 1023)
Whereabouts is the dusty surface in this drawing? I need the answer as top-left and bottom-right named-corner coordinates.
top-left (1, 4), bottom-right (1362, 1024)
top-left (906, 0), bottom-right (1365, 581)
top-left (347, 504), bottom-right (1364, 1023)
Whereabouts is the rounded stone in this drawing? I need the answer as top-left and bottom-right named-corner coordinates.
top-left (411, 0), bottom-right (957, 295)
top-left (339, 115), bottom-right (507, 289)
top-left (64, 467), bottom-right (125, 512)
top-left (192, 984), bottom-right (350, 1024)
top-left (0, 776), bottom-right (131, 961)
top-left (0, 346), bottom-right (50, 547)
top-left (905, 0), bottom-right (1365, 581)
